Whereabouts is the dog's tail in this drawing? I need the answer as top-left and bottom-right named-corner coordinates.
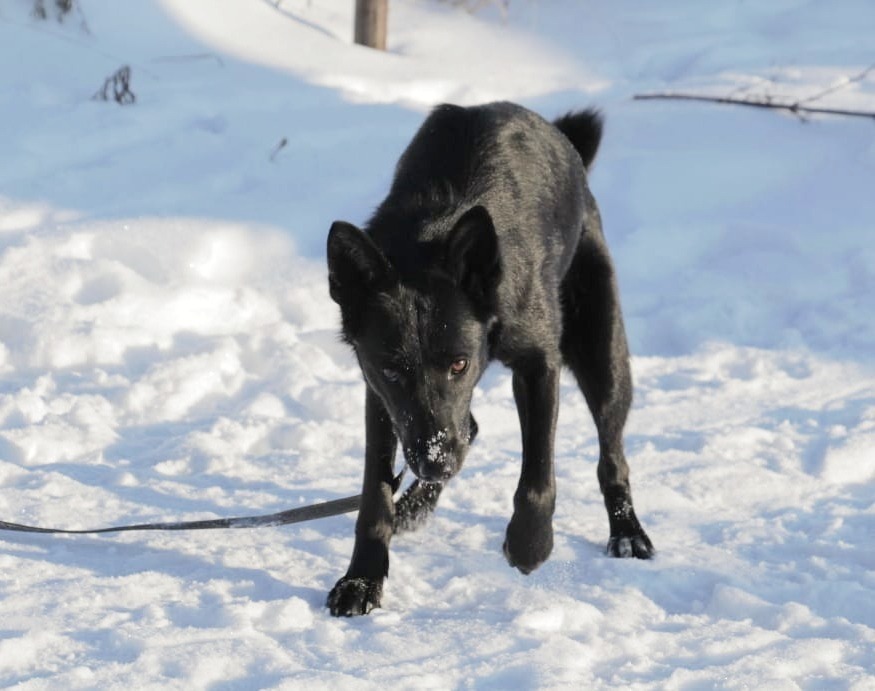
top-left (553, 108), bottom-right (604, 172)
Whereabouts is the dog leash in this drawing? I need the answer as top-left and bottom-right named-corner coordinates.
top-left (0, 467), bottom-right (406, 536)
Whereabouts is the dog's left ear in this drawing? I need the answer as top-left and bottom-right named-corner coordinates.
top-left (445, 205), bottom-right (502, 316)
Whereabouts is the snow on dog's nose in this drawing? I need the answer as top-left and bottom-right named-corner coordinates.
top-left (406, 430), bottom-right (461, 482)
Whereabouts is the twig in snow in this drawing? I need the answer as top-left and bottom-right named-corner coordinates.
top-left (93, 65), bottom-right (136, 105)
top-left (794, 61), bottom-right (875, 106)
top-left (33, 0), bottom-right (73, 20)
top-left (633, 92), bottom-right (875, 121)
top-left (152, 53), bottom-right (225, 68)
top-left (270, 137), bottom-right (288, 162)
top-left (636, 62), bottom-right (875, 121)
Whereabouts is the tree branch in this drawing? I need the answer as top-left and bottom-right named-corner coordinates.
top-left (632, 92), bottom-right (875, 121)
top-left (795, 61), bottom-right (875, 106)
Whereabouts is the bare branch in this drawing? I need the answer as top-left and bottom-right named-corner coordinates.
top-left (633, 92), bottom-right (875, 121)
top-left (794, 61), bottom-right (875, 107)
top-left (269, 137), bottom-right (288, 162)
top-left (93, 65), bottom-right (136, 105)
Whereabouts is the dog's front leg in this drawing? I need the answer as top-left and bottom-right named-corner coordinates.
top-left (327, 386), bottom-right (397, 616)
top-left (503, 355), bottom-right (560, 574)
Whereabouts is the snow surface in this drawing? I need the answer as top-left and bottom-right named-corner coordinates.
top-left (1, 0), bottom-right (874, 687)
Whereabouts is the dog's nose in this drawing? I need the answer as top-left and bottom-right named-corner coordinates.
top-left (406, 432), bottom-right (459, 482)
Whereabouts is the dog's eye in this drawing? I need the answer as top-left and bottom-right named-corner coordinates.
top-left (449, 358), bottom-right (469, 377)
top-left (382, 368), bottom-right (401, 382)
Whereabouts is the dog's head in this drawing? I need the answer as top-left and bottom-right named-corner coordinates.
top-left (327, 206), bottom-right (501, 482)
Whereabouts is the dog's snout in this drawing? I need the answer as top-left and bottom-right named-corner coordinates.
top-left (406, 430), bottom-right (464, 482)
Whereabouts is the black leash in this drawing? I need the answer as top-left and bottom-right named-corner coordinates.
top-left (0, 495), bottom-right (361, 535)
top-left (0, 468), bottom-right (405, 537)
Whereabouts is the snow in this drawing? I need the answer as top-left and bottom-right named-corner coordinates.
top-left (1, 0), bottom-right (874, 687)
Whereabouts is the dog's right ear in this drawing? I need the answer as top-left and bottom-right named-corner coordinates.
top-left (327, 221), bottom-right (394, 310)
top-left (445, 206), bottom-right (502, 318)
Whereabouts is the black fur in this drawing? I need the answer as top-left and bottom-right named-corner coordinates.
top-left (326, 102), bottom-right (653, 617)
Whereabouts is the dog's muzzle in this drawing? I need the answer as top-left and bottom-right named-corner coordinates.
top-left (405, 430), bottom-right (464, 482)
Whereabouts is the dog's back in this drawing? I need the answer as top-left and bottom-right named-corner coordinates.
top-left (364, 102), bottom-right (605, 349)
top-left (367, 103), bottom-right (597, 277)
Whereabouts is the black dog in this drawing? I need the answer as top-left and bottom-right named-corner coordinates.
top-left (326, 102), bottom-right (653, 616)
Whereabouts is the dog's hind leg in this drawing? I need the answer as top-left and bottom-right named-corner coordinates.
top-left (560, 219), bottom-right (654, 559)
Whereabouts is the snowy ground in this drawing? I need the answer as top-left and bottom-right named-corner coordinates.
top-left (1, 0), bottom-right (874, 688)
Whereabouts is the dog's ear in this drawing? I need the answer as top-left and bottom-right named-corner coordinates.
top-left (327, 221), bottom-right (394, 310)
top-left (445, 205), bottom-right (502, 316)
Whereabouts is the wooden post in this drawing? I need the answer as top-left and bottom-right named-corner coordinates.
top-left (354, 0), bottom-right (388, 51)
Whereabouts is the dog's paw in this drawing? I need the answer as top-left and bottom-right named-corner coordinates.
top-left (604, 490), bottom-right (655, 559)
top-left (326, 576), bottom-right (383, 617)
top-left (606, 530), bottom-right (654, 559)
top-left (503, 512), bottom-right (554, 575)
